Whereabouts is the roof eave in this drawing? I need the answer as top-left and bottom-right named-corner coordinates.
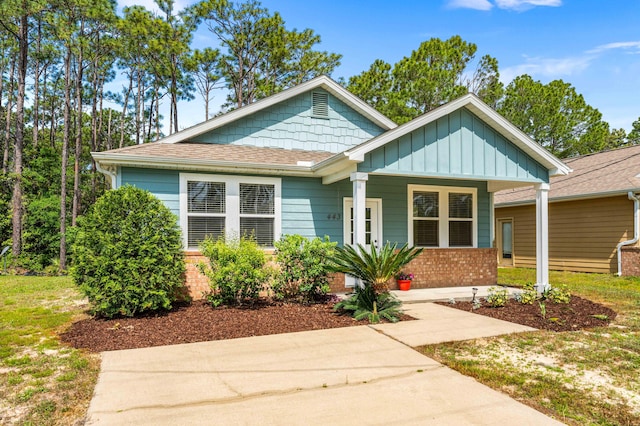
top-left (91, 152), bottom-right (317, 177)
top-left (495, 188), bottom-right (640, 207)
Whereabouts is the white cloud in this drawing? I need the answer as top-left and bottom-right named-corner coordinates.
top-left (500, 55), bottom-right (593, 83)
top-left (495, 0), bottom-right (562, 10)
top-left (446, 0), bottom-right (561, 11)
top-left (446, 0), bottom-right (493, 10)
top-left (587, 41), bottom-right (640, 54)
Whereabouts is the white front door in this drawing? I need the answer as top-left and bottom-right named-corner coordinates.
top-left (343, 198), bottom-right (382, 287)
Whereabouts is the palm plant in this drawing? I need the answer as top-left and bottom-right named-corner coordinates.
top-left (331, 242), bottom-right (423, 323)
top-left (330, 242), bottom-right (424, 293)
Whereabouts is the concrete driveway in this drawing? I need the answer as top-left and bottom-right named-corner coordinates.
top-left (86, 303), bottom-right (561, 425)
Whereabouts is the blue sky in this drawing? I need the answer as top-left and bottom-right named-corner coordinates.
top-left (117, 0), bottom-right (640, 132)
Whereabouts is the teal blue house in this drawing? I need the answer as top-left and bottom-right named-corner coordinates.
top-left (93, 76), bottom-right (570, 297)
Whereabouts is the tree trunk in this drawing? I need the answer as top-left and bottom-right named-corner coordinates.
top-left (72, 20), bottom-right (84, 226)
top-left (3, 59), bottom-right (15, 175)
top-left (11, 12), bottom-right (28, 257)
top-left (60, 47), bottom-right (72, 270)
top-left (32, 18), bottom-right (42, 147)
top-left (119, 73), bottom-right (132, 148)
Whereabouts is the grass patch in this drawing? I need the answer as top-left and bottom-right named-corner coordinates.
top-left (0, 275), bottom-right (99, 425)
top-left (420, 268), bottom-right (640, 426)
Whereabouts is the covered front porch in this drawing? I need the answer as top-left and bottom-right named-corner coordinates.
top-left (342, 171), bottom-right (552, 292)
top-left (326, 95), bottom-right (570, 292)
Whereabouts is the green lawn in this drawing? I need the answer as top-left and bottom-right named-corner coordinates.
top-left (2, 270), bottom-right (639, 425)
top-left (0, 275), bottom-right (99, 425)
top-left (421, 268), bottom-right (640, 426)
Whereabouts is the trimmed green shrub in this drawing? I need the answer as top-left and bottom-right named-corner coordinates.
top-left (71, 185), bottom-right (186, 318)
top-left (199, 235), bottom-right (271, 307)
top-left (273, 235), bottom-right (336, 303)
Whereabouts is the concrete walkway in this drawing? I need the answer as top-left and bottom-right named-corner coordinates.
top-left (86, 300), bottom-right (558, 426)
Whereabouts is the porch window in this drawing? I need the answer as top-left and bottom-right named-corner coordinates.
top-left (408, 185), bottom-right (477, 248)
top-left (180, 174), bottom-right (281, 250)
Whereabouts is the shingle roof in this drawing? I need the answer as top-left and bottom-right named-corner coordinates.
top-left (102, 142), bottom-right (336, 166)
top-left (495, 145), bottom-right (640, 205)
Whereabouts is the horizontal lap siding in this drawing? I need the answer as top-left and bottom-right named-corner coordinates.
top-left (281, 177), bottom-right (350, 242)
top-left (496, 195), bottom-right (634, 273)
top-left (282, 176), bottom-right (491, 248)
top-left (119, 167), bottom-right (180, 218)
top-left (365, 176), bottom-right (490, 247)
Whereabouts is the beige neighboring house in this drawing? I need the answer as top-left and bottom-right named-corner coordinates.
top-left (494, 145), bottom-right (640, 276)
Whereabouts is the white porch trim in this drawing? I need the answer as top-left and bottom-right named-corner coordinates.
top-left (535, 183), bottom-right (550, 291)
top-left (350, 172), bottom-right (369, 247)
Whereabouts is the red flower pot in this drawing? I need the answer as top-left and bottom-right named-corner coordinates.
top-left (397, 279), bottom-right (411, 291)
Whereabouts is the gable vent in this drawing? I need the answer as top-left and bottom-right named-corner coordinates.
top-left (312, 92), bottom-right (329, 118)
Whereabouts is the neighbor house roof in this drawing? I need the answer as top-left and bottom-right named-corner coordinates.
top-left (495, 144), bottom-right (640, 206)
top-left (155, 75), bottom-right (397, 145)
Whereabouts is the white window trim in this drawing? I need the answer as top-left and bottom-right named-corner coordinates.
top-left (180, 173), bottom-right (281, 250)
top-left (407, 184), bottom-right (477, 248)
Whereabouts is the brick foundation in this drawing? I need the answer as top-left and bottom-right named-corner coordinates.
top-left (185, 248), bottom-right (498, 298)
top-left (620, 246), bottom-right (640, 276)
top-left (184, 252), bottom-right (210, 300)
top-left (327, 248), bottom-right (498, 292)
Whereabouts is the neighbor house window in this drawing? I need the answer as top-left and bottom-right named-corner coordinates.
top-left (180, 174), bottom-right (281, 250)
top-left (408, 185), bottom-right (477, 248)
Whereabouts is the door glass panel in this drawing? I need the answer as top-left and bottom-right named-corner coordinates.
top-left (502, 221), bottom-right (512, 258)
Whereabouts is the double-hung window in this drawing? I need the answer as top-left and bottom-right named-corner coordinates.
top-left (239, 183), bottom-right (275, 247)
top-left (408, 185), bottom-right (477, 248)
top-left (186, 181), bottom-right (226, 248)
top-left (180, 174), bottom-right (281, 250)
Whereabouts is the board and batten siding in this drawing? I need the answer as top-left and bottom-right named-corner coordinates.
top-left (190, 89), bottom-right (385, 153)
top-left (359, 108), bottom-right (549, 184)
top-left (496, 195), bottom-right (635, 273)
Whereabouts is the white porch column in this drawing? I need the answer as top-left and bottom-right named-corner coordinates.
top-left (535, 183), bottom-right (550, 291)
top-left (350, 172), bottom-right (369, 246)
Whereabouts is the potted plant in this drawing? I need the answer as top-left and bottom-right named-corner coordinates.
top-left (396, 271), bottom-right (414, 291)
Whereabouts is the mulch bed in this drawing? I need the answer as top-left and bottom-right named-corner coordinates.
top-left (61, 294), bottom-right (617, 353)
top-left (61, 300), bottom-right (382, 352)
top-left (437, 295), bottom-right (617, 332)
